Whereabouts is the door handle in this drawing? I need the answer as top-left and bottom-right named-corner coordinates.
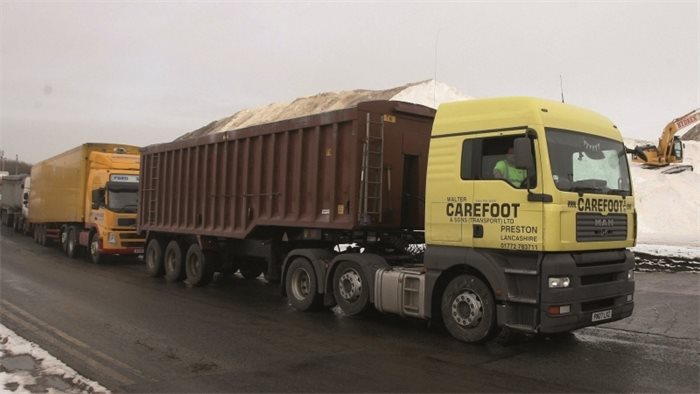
top-left (473, 224), bottom-right (484, 238)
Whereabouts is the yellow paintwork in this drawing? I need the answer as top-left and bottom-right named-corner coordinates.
top-left (29, 143), bottom-right (143, 252)
top-left (426, 97), bottom-right (635, 252)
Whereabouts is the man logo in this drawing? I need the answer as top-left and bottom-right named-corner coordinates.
top-left (594, 218), bottom-right (615, 227)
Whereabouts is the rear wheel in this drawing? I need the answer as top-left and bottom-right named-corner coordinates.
top-left (164, 240), bottom-right (185, 282)
top-left (441, 274), bottom-right (496, 343)
top-left (145, 238), bottom-right (165, 277)
top-left (185, 244), bottom-right (217, 287)
top-left (333, 261), bottom-right (370, 316)
top-left (285, 258), bottom-right (320, 311)
top-left (66, 227), bottom-right (82, 258)
top-left (39, 226), bottom-right (49, 247)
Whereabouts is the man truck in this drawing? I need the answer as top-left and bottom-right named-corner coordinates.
top-left (29, 143), bottom-right (145, 263)
top-left (139, 98), bottom-right (635, 343)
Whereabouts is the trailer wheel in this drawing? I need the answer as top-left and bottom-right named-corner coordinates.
top-left (39, 226), bottom-right (49, 247)
top-left (185, 244), bottom-right (216, 287)
top-left (89, 232), bottom-right (103, 264)
top-left (33, 225), bottom-right (39, 243)
top-left (239, 259), bottom-right (264, 279)
top-left (164, 240), bottom-right (186, 282)
top-left (145, 238), bottom-right (165, 277)
top-left (285, 258), bottom-right (320, 311)
top-left (333, 261), bottom-right (370, 316)
top-left (61, 227), bottom-right (70, 252)
top-left (441, 274), bottom-right (496, 343)
top-left (66, 227), bottom-right (82, 258)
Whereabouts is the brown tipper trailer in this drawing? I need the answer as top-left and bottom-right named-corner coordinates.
top-left (139, 100), bottom-right (435, 285)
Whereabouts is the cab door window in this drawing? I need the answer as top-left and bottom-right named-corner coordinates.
top-left (461, 134), bottom-right (536, 188)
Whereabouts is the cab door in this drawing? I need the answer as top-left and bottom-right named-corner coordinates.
top-left (471, 132), bottom-right (544, 252)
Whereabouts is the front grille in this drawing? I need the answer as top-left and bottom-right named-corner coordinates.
top-left (581, 272), bottom-right (620, 286)
top-left (581, 297), bottom-right (615, 312)
top-left (119, 232), bottom-right (142, 240)
top-left (576, 213), bottom-right (627, 242)
top-left (117, 218), bottom-right (137, 227)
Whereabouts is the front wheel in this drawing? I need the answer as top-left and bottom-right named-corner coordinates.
top-left (441, 274), bottom-right (496, 343)
top-left (66, 227), bottom-right (82, 258)
top-left (285, 258), bottom-right (320, 311)
top-left (89, 232), bottom-right (103, 264)
top-left (333, 261), bottom-right (370, 316)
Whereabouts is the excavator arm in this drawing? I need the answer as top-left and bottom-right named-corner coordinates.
top-left (657, 108), bottom-right (699, 165)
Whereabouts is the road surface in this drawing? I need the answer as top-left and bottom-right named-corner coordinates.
top-left (1, 228), bottom-right (698, 393)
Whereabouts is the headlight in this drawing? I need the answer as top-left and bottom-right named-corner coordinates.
top-left (108, 232), bottom-right (117, 244)
top-left (548, 276), bottom-right (571, 288)
top-left (627, 269), bottom-right (634, 280)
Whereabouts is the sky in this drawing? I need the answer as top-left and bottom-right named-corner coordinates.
top-left (1, 1), bottom-right (698, 163)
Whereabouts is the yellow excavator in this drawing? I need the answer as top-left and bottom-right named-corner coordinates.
top-left (632, 108), bottom-right (699, 173)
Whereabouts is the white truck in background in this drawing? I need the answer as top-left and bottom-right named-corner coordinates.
top-left (0, 174), bottom-right (30, 233)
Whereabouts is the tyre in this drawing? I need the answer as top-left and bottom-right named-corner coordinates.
top-left (66, 227), bottom-right (82, 258)
top-left (145, 238), bottom-right (165, 277)
top-left (61, 227), bottom-right (69, 252)
top-left (333, 261), bottom-right (370, 316)
top-left (33, 225), bottom-right (40, 243)
top-left (39, 226), bottom-right (48, 247)
top-left (163, 240), bottom-right (186, 282)
top-left (285, 258), bottom-right (320, 311)
top-left (89, 232), bottom-right (103, 264)
top-left (441, 274), bottom-right (496, 343)
top-left (185, 244), bottom-right (216, 287)
top-left (239, 258), bottom-right (264, 279)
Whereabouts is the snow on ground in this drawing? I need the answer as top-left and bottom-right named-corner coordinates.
top-left (0, 324), bottom-right (109, 393)
top-left (624, 139), bottom-right (700, 249)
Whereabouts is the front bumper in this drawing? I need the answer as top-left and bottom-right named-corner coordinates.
top-left (538, 250), bottom-right (635, 333)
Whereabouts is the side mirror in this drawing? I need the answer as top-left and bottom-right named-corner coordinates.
top-left (91, 189), bottom-right (102, 210)
top-left (513, 137), bottom-right (535, 172)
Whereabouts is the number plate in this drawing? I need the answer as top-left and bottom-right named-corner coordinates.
top-left (591, 309), bottom-right (612, 322)
top-left (134, 248), bottom-right (144, 254)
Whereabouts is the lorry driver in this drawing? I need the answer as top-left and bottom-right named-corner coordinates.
top-left (493, 146), bottom-right (527, 188)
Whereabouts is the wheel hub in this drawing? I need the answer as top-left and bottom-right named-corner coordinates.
top-left (291, 268), bottom-right (311, 300)
top-left (190, 255), bottom-right (201, 275)
top-left (451, 291), bottom-right (483, 327)
top-left (338, 270), bottom-right (362, 301)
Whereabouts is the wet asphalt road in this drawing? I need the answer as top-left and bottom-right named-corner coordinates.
top-left (1, 228), bottom-right (698, 393)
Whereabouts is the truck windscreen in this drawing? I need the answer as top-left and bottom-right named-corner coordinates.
top-left (546, 129), bottom-right (632, 196)
top-left (106, 182), bottom-right (139, 213)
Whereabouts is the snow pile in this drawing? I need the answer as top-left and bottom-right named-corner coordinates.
top-left (626, 139), bottom-right (700, 247)
top-left (390, 79), bottom-right (472, 109)
top-left (0, 324), bottom-right (110, 393)
top-left (178, 80), bottom-right (471, 140)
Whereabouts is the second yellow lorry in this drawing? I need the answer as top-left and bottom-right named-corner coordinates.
top-left (29, 143), bottom-right (145, 263)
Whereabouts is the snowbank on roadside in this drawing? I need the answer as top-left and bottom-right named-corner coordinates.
top-left (0, 324), bottom-right (109, 393)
